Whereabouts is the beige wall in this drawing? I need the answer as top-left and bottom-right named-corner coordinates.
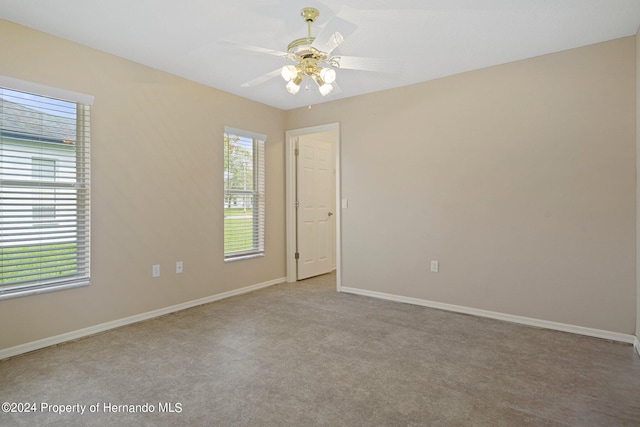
top-left (0, 19), bottom-right (287, 350)
top-left (287, 37), bottom-right (637, 334)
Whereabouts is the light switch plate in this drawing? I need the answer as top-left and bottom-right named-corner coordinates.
top-left (430, 260), bottom-right (439, 273)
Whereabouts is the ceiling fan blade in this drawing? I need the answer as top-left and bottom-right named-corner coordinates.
top-left (327, 56), bottom-right (403, 74)
top-left (311, 16), bottom-right (358, 55)
top-left (218, 39), bottom-right (292, 59)
top-left (240, 69), bottom-right (283, 88)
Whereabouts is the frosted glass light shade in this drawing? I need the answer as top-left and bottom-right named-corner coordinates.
top-left (320, 68), bottom-right (336, 84)
top-left (319, 83), bottom-right (333, 96)
top-left (281, 65), bottom-right (298, 82)
top-left (286, 80), bottom-right (301, 94)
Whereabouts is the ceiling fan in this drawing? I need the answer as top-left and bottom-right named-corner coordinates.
top-left (221, 7), bottom-right (401, 97)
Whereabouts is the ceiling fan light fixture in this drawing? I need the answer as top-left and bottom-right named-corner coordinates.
top-left (320, 67), bottom-right (336, 84)
top-left (312, 73), bottom-right (325, 87)
top-left (312, 70), bottom-right (334, 96)
top-left (281, 65), bottom-right (298, 82)
top-left (319, 83), bottom-right (333, 96)
top-left (285, 78), bottom-right (301, 94)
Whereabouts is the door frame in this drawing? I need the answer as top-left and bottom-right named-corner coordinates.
top-left (285, 122), bottom-right (341, 290)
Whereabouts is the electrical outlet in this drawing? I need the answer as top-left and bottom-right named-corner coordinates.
top-left (176, 261), bottom-right (183, 274)
top-left (430, 260), bottom-right (439, 273)
top-left (152, 264), bottom-right (160, 278)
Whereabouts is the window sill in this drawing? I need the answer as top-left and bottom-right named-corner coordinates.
top-left (0, 280), bottom-right (90, 301)
top-left (224, 253), bottom-right (265, 263)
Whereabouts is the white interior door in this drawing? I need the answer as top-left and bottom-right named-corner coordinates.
top-left (296, 134), bottom-right (335, 280)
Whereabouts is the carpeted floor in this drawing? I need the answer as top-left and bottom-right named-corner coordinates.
top-left (1, 272), bottom-right (640, 426)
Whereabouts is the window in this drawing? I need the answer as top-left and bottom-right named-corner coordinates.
top-left (0, 77), bottom-right (93, 299)
top-left (32, 205), bottom-right (56, 223)
top-left (31, 158), bottom-right (57, 225)
top-left (223, 127), bottom-right (265, 260)
top-left (32, 158), bottom-right (56, 181)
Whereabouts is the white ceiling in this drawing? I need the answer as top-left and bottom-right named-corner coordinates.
top-left (1, 0), bottom-right (639, 110)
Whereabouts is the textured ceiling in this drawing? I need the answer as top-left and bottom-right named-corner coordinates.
top-left (1, 0), bottom-right (639, 110)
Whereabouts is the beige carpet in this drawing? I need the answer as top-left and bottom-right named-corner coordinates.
top-left (1, 272), bottom-right (639, 426)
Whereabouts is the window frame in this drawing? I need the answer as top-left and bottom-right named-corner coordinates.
top-left (0, 76), bottom-right (93, 300)
top-left (223, 126), bottom-right (266, 261)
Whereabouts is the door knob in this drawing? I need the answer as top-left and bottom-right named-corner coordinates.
top-left (328, 212), bottom-right (334, 216)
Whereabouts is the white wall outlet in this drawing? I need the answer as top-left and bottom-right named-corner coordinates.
top-left (176, 261), bottom-right (183, 274)
top-left (152, 264), bottom-right (160, 278)
top-left (430, 260), bottom-right (439, 273)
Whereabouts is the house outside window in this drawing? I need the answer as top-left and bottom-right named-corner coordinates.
top-left (32, 157), bottom-right (56, 181)
top-left (0, 78), bottom-right (93, 299)
top-left (223, 127), bottom-right (266, 260)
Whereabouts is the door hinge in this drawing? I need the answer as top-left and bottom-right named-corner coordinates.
top-left (294, 148), bottom-right (299, 156)
top-left (295, 252), bottom-right (300, 260)
top-left (294, 200), bottom-right (300, 208)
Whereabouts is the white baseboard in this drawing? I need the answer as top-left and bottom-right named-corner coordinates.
top-left (634, 336), bottom-right (640, 358)
top-left (341, 286), bottom-right (636, 345)
top-left (0, 277), bottom-right (286, 361)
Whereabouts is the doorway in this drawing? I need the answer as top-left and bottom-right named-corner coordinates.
top-left (285, 123), bottom-right (340, 290)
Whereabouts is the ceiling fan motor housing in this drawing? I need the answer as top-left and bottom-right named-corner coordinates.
top-left (287, 37), bottom-right (320, 58)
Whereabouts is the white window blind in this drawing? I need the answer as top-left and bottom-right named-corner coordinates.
top-left (223, 127), bottom-right (265, 260)
top-left (0, 81), bottom-right (92, 299)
